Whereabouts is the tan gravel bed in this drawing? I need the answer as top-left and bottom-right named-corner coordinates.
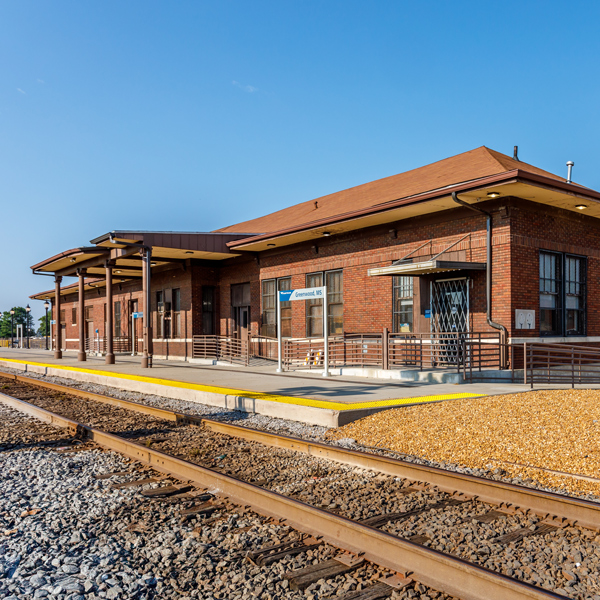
top-left (327, 389), bottom-right (600, 497)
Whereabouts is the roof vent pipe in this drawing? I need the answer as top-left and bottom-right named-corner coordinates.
top-left (566, 161), bottom-right (574, 183)
top-left (513, 146), bottom-right (519, 161)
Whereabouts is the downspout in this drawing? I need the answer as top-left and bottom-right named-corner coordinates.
top-left (451, 192), bottom-right (508, 368)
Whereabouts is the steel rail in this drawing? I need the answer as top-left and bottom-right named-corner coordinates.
top-left (0, 390), bottom-right (566, 600)
top-left (2, 370), bottom-right (600, 530)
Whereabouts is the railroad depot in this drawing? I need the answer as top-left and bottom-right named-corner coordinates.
top-left (28, 146), bottom-right (600, 374)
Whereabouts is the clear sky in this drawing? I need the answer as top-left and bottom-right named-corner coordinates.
top-left (1, 0), bottom-right (599, 320)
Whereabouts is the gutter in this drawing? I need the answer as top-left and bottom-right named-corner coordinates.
top-left (227, 169), bottom-right (597, 250)
top-left (451, 192), bottom-right (508, 368)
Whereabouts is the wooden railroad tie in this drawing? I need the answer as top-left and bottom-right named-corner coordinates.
top-left (284, 553), bottom-right (364, 591)
top-left (337, 574), bottom-right (413, 600)
top-left (110, 477), bottom-right (164, 490)
top-left (140, 483), bottom-right (193, 498)
top-left (246, 536), bottom-right (322, 567)
top-left (360, 497), bottom-right (467, 529)
top-left (495, 519), bottom-right (566, 545)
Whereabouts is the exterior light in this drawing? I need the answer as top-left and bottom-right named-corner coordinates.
top-left (70, 258), bottom-right (76, 263)
top-left (44, 300), bottom-right (49, 310)
top-left (322, 231), bottom-right (331, 237)
top-left (185, 251), bottom-right (194, 255)
top-left (26, 304), bottom-right (31, 313)
top-left (115, 270), bottom-right (122, 274)
top-left (487, 192), bottom-right (500, 198)
top-left (150, 262), bottom-right (156, 266)
top-left (267, 243), bottom-right (276, 247)
top-left (576, 204), bottom-right (588, 210)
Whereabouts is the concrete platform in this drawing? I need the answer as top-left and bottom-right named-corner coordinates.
top-left (0, 349), bottom-right (531, 427)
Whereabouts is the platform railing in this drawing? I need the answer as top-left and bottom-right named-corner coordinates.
top-left (251, 335), bottom-right (278, 361)
top-left (192, 335), bottom-right (249, 366)
top-left (524, 342), bottom-right (600, 388)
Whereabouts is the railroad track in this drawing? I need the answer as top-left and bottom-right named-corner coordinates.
top-left (0, 372), bottom-right (598, 600)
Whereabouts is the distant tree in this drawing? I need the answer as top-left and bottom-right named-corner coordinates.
top-left (0, 307), bottom-right (35, 339)
top-left (37, 313), bottom-right (51, 338)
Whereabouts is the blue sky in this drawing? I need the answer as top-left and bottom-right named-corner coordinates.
top-left (1, 0), bottom-right (599, 319)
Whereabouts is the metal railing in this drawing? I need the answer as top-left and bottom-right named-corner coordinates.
top-left (524, 342), bottom-right (600, 388)
top-left (282, 331), bottom-right (503, 373)
top-left (251, 335), bottom-right (278, 361)
top-left (192, 335), bottom-right (249, 366)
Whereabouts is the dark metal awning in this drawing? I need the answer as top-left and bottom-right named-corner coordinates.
top-left (368, 260), bottom-right (486, 277)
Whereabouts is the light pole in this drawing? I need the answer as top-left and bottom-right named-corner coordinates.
top-left (9, 310), bottom-right (14, 348)
top-left (44, 301), bottom-right (50, 350)
top-left (26, 305), bottom-right (31, 349)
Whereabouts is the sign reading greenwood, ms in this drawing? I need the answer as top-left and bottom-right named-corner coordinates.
top-left (278, 287), bottom-right (325, 302)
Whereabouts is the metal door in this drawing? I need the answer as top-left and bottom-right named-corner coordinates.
top-left (430, 278), bottom-right (469, 333)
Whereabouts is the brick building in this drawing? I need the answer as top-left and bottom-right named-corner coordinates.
top-left (30, 146), bottom-right (600, 368)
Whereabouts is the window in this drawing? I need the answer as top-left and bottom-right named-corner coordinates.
top-left (114, 302), bottom-right (121, 337)
top-left (261, 277), bottom-right (291, 338)
top-left (156, 291), bottom-right (164, 338)
top-left (540, 251), bottom-right (586, 336)
top-left (306, 273), bottom-right (323, 337)
top-left (60, 309), bottom-right (65, 324)
top-left (278, 278), bottom-right (292, 337)
top-left (85, 306), bottom-right (93, 321)
top-left (202, 287), bottom-right (215, 335)
top-left (261, 280), bottom-right (276, 337)
top-left (172, 289), bottom-right (181, 338)
top-left (565, 256), bottom-right (585, 335)
top-left (71, 308), bottom-right (77, 326)
top-left (305, 270), bottom-right (343, 336)
top-left (393, 276), bottom-right (414, 333)
top-left (326, 270), bottom-right (343, 335)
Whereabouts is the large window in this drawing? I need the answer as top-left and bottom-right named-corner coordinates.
top-left (114, 302), bottom-right (121, 337)
top-left (540, 251), bottom-right (585, 336)
top-left (156, 291), bottom-right (164, 338)
top-left (261, 277), bottom-right (291, 338)
top-left (305, 270), bottom-right (343, 336)
top-left (393, 276), bottom-right (414, 333)
top-left (172, 289), bottom-right (181, 338)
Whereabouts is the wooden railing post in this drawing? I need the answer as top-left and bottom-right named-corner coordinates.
top-left (382, 328), bottom-right (389, 370)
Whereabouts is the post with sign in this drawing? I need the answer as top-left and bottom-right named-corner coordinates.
top-left (131, 312), bottom-right (143, 356)
top-left (276, 286), bottom-right (329, 377)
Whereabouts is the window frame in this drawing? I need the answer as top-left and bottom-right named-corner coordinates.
top-left (260, 277), bottom-right (292, 338)
top-left (305, 269), bottom-right (343, 337)
top-left (392, 276), bottom-right (414, 333)
top-left (539, 250), bottom-right (586, 337)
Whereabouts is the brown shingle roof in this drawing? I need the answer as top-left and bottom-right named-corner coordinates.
top-left (214, 146), bottom-right (574, 235)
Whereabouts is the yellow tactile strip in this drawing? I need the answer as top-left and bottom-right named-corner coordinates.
top-left (0, 358), bottom-right (485, 411)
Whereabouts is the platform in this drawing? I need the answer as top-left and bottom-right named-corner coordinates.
top-left (0, 349), bottom-right (530, 427)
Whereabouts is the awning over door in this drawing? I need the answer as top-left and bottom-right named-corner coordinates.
top-left (368, 260), bottom-right (486, 277)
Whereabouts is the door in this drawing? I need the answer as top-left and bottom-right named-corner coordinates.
top-left (430, 278), bottom-right (469, 365)
top-left (231, 283), bottom-right (251, 339)
top-left (430, 278), bottom-right (469, 333)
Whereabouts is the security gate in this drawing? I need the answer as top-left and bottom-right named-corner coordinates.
top-left (430, 278), bottom-right (469, 333)
top-left (430, 278), bottom-right (469, 365)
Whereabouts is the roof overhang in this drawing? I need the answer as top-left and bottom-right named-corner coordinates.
top-left (368, 260), bottom-right (487, 277)
top-left (227, 170), bottom-right (600, 252)
top-left (30, 278), bottom-right (108, 301)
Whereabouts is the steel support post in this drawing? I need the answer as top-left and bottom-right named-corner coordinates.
top-left (77, 269), bottom-right (86, 361)
top-left (141, 249), bottom-right (153, 368)
top-left (105, 263), bottom-right (115, 364)
top-left (54, 276), bottom-right (62, 359)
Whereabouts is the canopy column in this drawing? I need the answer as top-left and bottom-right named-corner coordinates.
top-left (77, 268), bottom-right (87, 361)
top-left (54, 276), bottom-right (62, 359)
top-left (141, 248), bottom-right (153, 368)
top-left (105, 262), bottom-right (115, 364)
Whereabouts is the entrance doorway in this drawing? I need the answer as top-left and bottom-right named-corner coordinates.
top-left (430, 278), bottom-right (469, 333)
top-left (231, 283), bottom-right (251, 339)
top-left (430, 278), bottom-right (469, 366)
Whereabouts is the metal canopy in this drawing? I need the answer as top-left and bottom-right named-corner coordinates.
top-left (368, 260), bottom-right (486, 277)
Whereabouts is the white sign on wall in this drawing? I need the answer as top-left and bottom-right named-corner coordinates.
top-left (515, 309), bottom-right (535, 330)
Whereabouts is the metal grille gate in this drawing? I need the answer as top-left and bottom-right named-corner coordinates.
top-left (430, 278), bottom-right (469, 365)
